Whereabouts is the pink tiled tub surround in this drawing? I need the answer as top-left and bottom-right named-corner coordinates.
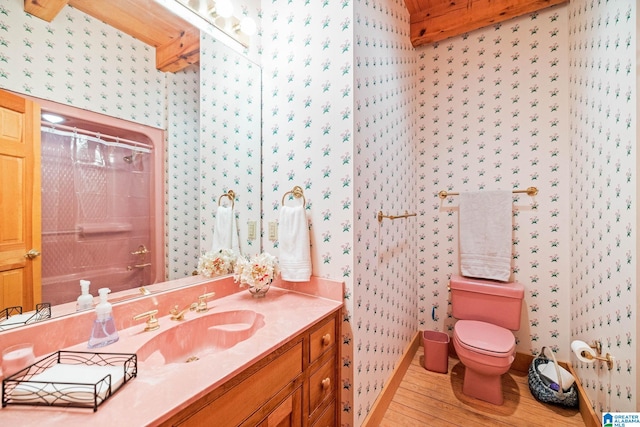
top-left (0, 275), bottom-right (343, 426)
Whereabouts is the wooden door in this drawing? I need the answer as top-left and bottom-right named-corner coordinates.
top-left (0, 90), bottom-right (41, 311)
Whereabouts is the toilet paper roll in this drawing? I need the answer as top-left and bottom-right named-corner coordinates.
top-left (571, 340), bottom-right (596, 363)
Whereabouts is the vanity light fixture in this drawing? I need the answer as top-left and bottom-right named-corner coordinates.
top-left (212, 0), bottom-right (234, 18)
top-left (156, 0), bottom-right (256, 49)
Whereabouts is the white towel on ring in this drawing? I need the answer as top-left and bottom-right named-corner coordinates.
top-left (211, 205), bottom-right (240, 255)
top-left (459, 190), bottom-right (512, 282)
top-left (278, 205), bottom-right (311, 282)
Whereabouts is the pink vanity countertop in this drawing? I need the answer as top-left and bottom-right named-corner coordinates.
top-left (0, 278), bottom-right (343, 426)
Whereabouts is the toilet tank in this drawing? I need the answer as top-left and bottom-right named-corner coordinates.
top-left (450, 275), bottom-right (525, 330)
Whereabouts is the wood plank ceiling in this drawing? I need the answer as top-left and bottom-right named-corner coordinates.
top-left (24, 0), bottom-right (568, 72)
top-left (405, 0), bottom-right (568, 47)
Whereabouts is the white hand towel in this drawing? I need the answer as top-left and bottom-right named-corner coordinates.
top-left (211, 205), bottom-right (240, 255)
top-left (278, 205), bottom-right (311, 282)
top-left (459, 190), bottom-right (512, 282)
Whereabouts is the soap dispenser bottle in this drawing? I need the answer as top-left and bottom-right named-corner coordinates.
top-left (76, 280), bottom-right (93, 312)
top-left (88, 288), bottom-right (119, 349)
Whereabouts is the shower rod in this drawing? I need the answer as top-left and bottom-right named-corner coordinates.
top-left (42, 124), bottom-right (152, 153)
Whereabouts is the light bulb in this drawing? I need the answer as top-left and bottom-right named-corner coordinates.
top-left (215, 0), bottom-right (233, 18)
top-left (239, 17), bottom-right (256, 36)
top-left (42, 113), bottom-right (65, 124)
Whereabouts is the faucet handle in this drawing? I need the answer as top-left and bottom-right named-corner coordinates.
top-left (196, 292), bottom-right (216, 312)
top-left (133, 309), bottom-right (159, 331)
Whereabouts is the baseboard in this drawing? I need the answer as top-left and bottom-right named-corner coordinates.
top-left (566, 362), bottom-right (600, 427)
top-left (361, 331), bottom-right (421, 427)
top-left (362, 337), bottom-right (600, 427)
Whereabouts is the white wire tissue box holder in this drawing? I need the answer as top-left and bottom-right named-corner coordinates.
top-left (2, 350), bottom-right (137, 412)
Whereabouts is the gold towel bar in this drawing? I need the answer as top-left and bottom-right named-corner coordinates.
top-left (377, 210), bottom-right (417, 223)
top-left (438, 186), bottom-right (538, 200)
top-left (218, 190), bottom-right (235, 208)
top-left (282, 185), bottom-right (306, 207)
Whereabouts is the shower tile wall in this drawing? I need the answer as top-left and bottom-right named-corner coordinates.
top-left (40, 133), bottom-right (152, 304)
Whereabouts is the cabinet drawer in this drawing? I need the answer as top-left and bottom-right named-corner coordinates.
top-left (308, 353), bottom-right (336, 417)
top-left (309, 317), bottom-right (335, 363)
top-left (310, 399), bottom-right (336, 427)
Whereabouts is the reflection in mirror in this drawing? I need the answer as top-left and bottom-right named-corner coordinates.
top-left (0, 304), bottom-right (51, 332)
top-left (0, 0), bottom-right (261, 327)
top-left (38, 107), bottom-right (164, 307)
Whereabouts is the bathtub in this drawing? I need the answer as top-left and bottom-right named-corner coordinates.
top-left (41, 267), bottom-right (155, 306)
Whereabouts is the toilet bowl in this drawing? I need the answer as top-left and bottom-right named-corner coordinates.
top-left (449, 275), bottom-right (524, 405)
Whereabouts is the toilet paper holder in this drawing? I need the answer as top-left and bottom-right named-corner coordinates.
top-left (572, 340), bottom-right (614, 370)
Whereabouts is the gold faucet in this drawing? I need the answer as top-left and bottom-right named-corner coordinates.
top-left (169, 303), bottom-right (197, 321)
top-left (169, 292), bottom-right (216, 320)
top-left (195, 292), bottom-right (216, 313)
top-left (133, 309), bottom-right (159, 332)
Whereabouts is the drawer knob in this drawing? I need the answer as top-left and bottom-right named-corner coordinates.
top-left (321, 333), bottom-right (332, 346)
top-left (321, 377), bottom-right (331, 390)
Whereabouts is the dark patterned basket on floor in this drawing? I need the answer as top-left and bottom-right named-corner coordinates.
top-left (528, 347), bottom-right (579, 408)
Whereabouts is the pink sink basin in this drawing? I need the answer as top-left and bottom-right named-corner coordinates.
top-left (137, 310), bottom-right (265, 365)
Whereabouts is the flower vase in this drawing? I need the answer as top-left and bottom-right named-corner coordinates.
top-left (248, 283), bottom-right (270, 298)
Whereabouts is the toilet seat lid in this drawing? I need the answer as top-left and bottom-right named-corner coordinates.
top-left (455, 320), bottom-right (515, 355)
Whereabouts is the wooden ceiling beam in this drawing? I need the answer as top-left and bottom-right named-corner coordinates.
top-left (24, 0), bottom-right (69, 22)
top-left (156, 26), bottom-right (200, 73)
top-left (23, 0), bottom-right (200, 73)
top-left (407, 0), bottom-right (568, 47)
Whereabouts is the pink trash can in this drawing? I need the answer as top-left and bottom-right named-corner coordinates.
top-left (422, 330), bottom-right (449, 374)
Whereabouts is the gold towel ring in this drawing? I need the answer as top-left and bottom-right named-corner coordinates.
top-left (218, 190), bottom-right (235, 208)
top-left (281, 185), bottom-right (306, 207)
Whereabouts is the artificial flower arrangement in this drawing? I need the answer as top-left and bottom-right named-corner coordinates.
top-left (197, 248), bottom-right (237, 277)
top-left (233, 252), bottom-right (280, 291)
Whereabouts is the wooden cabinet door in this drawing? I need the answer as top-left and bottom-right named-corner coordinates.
top-left (258, 387), bottom-right (302, 427)
top-left (0, 90), bottom-right (41, 311)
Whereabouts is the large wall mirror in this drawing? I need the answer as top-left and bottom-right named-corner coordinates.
top-left (0, 0), bottom-right (261, 329)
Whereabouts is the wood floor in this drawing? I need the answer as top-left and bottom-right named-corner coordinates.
top-left (380, 349), bottom-right (585, 427)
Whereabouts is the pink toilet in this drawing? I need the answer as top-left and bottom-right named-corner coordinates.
top-left (450, 275), bottom-right (524, 405)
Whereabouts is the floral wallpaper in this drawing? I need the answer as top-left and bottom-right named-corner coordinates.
top-left (262, 0), bottom-right (637, 424)
top-left (166, 66), bottom-right (201, 278)
top-left (0, 0), bottom-right (202, 280)
top-left (261, 0), bottom-right (418, 424)
top-left (2, 0), bottom-right (638, 423)
top-left (199, 32), bottom-right (262, 259)
top-left (416, 7), bottom-right (572, 357)
top-left (0, 0), bottom-right (164, 129)
top-left (567, 0), bottom-right (637, 416)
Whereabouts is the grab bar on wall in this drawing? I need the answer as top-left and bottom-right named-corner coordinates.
top-left (377, 210), bottom-right (417, 223)
top-left (128, 263), bottom-right (152, 270)
top-left (437, 186), bottom-right (539, 199)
